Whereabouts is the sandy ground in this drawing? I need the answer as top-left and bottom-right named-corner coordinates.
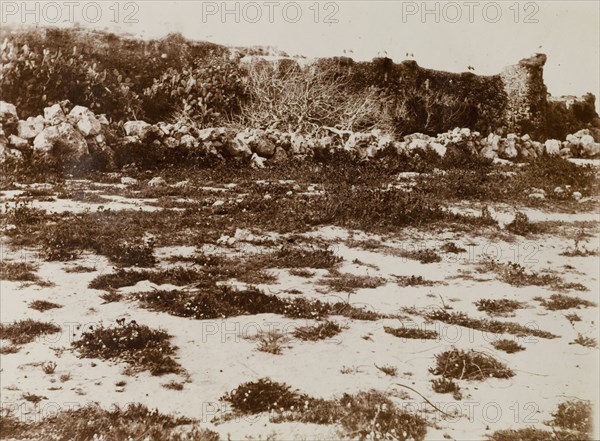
top-left (1, 182), bottom-right (599, 440)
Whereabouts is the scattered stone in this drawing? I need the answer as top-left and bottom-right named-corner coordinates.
top-left (17, 116), bottom-right (45, 139)
top-left (163, 137), bottom-right (179, 149)
top-left (69, 105), bottom-right (102, 136)
top-left (173, 180), bottom-right (189, 188)
top-left (572, 191), bottom-right (582, 200)
top-left (250, 153), bottom-right (267, 168)
top-left (43, 104), bottom-right (66, 123)
top-left (179, 134), bottom-right (197, 149)
top-left (227, 132), bottom-right (253, 158)
top-left (148, 177), bottom-right (166, 187)
top-left (123, 120), bottom-right (153, 140)
top-left (544, 139), bottom-right (561, 155)
top-left (33, 122), bottom-right (90, 161)
top-left (121, 177), bottom-right (139, 185)
top-left (528, 193), bottom-right (545, 200)
top-left (8, 135), bottom-right (29, 150)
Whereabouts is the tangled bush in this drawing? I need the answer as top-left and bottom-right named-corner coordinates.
top-left (72, 321), bottom-right (181, 376)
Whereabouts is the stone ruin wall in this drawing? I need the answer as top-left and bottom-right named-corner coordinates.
top-left (499, 54), bottom-right (548, 139)
top-left (244, 53), bottom-right (552, 139)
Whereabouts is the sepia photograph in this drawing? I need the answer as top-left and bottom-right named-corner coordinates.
top-left (0, 1), bottom-right (599, 440)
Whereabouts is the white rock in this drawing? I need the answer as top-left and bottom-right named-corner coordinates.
top-left (173, 180), bottom-right (189, 188)
top-left (70, 106), bottom-right (102, 136)
top-left (8, 135), bottom-right (28, 149)
top-left (480, 146), bottom-right (498, 160)
top-left (397, 172), bottom-right (420, 179)
top-left (212, 200), bottom-right (225, 207)
top-left (121, 177), bottom-right (139, 185)
top-left (554, 187), bottom-right (564, 194)
top-left (179, 134), bottom-right (197, 149)
top-left (198, 128), bottom-right (215, 142)
top-left (407, 139), bottom-right (429, 150)
top-left (17, 116), bottom-right (45, 139)
top-left (148, 177), bottom-right (166, 187)
top-left (544, 139), bottom-right (561, 155)
top-left (0, 101), bottom-right (17, 119)
top-left (124, 120), bottom-right (152, 139)
top-left (33, 122), bottom-right (89, 160)
top-left (566, 134), bottom-right (578, 144)
top-left (528, 193), bottom-right (545, 199)
top-left (228, 133), bottom-right (253, 158)
top-left (97, 114), bottom-right (110, 126)
top-left (0, 144), bottom-right (23, 163)
top-left (580, 135), bottom-right (599, 157)
top-left (428, 142), bottom-right (447, 157)
top-left (487, 133), bottom-right (501, 151)
top-left (43, 104), bottom-right (65, 123)
top-left (572, 191), bottom-right (582, 200)
top-left (503, 144), bottom-right (518, 159)
top-left (32, 125), bottom-right (58, 152)
top-left (250, 152), bottom-right (266, 168)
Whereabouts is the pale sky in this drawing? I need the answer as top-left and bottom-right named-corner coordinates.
top-left (2, 1), bottom-right (599, 102)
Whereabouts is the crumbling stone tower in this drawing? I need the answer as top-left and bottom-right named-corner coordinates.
top-left (500, 54), bottom-right (548, 138)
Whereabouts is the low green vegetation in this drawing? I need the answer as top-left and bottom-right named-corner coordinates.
top-left (220, 378), bottom-right (427, 440)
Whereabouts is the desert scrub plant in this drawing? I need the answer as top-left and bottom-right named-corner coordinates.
top-left (399, 247), bottom-right (442, 264)
top-left (29, 300), bottom-right (62, 312)
top-left (0, 344), bottom-right (20, 354)
top-left (89, 266), bottom-right (200, 290)
top-left (564, 313), bottom-right (582, 324)
top-left (99, 291), bottom-right (124, 303)
top-left (431, 378), bottom-right (462, 400)
top-left (220, 379), bottom-right (428, 440)
top-left (162, 380), bottom-right (185, 391)
top-left (375, 364), bottom-right (398, 377)
top-left (253, 331), bottom-right (290, 355)
top-left (570, 334), bottom-right (598, 348)
top-left (440, 242), bottom-right (466, 254)
top-left (72, 321), bottom-right (181, 376)
top-left (221, 378), bottom-right (307, 414)
top-left (0, 319), bottom-right (61, 345)
top-left (426, 309), bottom-right (558, 339)
top-left (430, 348), bottom-right (514, 380)
top-left (506, 212), bottom-right (539, 236)
top-left (42, 361), bottom-right (57, 374)
top-left (478, 259), bottom-right (581, 291)
top-left (492, 339), bottom-right (525, 354)
top-left (319, 272), bottom-right (386, 293)
top-left (22, 393), bottom-right (47, 404)
top-left (486, 427), bottom-right (592, 441)
top-left (395, 275), bottom-right (437, 287)
top-left (292, 321), bottom-right (343, 341)
top-left (536, 294), bottom-right (596, 311)
top-left (133, 285), bottom-right (382, 321)
top-left (384, 326), bottom-right (439, 340)
top-left (0, 402), bottom-right (219, 441)
top-left (264, 245), bottom-right (342, 269)
top-left (289, 268), bottom-right (316, 278)
top-left (0, 261), bottom-right (40, 282)
top-left (64, 265), bottom-right (96, 273)
top-left (488, 399), bottom-right (595, 441)
top-left (549, 399), bottom-right (594, 435)
top-left (474, 299), bottom-right (525, 316)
